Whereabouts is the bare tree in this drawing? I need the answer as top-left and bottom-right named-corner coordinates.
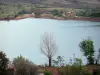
top-left (40, 33), bottom-right (57, 67)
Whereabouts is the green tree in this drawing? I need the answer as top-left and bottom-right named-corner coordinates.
top-left (13, 55), bottom-right (38, 75)
top-left (0, 51), bottom-right (9, 75)
top-left (52, 60), bottom-right (58, 66)
top-left (79, 39), bottom-right (95, 64)
top-left (35, 12), bottom-right (41, 17)
top-left (52, 56), bottom-right (64, 67)
top-left (31, 7), bottom-right (35, 12)
top-left (43, 70), bottom-right (52, 75)
top-left (57, 56), bottom-right (64, 66)
top-left (51, 9), bottom-right (63, 17)
top-left (73, 58), bottom-right (82, 67)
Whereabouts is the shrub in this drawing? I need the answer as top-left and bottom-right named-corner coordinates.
top-left (31, 8), bottom-right (35, 12)
top-left (51, 9), bottom-right (63, 17)
top-left (13, 55), bottom-right (38, 75)
top-left (76, 10), bottom-right (90, 17)
top-left (76, 9), bottom-right (100, 17)
top-left (7, 68), bottom-right (14, 75)
top-left (58, 66), bottom-right (92, 75)
top-left (43, 70), bottom-right (52, 75)
top-left (89, 12), bottom-right (100, 17)
top-left (17, 10), bottom-right (32, 16)
top-left (34, 12), bottom-right (41, 17)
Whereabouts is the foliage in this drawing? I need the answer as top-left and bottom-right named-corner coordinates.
top-left (13, 55), bottom-right (38, 75)
top-left (52, 60), bottom-right (58, 67)
top-left (17, 10), bottom-right (32, 15)
top-left (52, 56), bottom-right (64, 67)
top-left (34, 12), bottom-right (41, 17)
top-left (51, 9), bottom-right (63, 17)
top-left (89, 12), bottom-right (100, 17)
top-left (79, 39), bottom-right (95, 64)
top-left (31, 7), bottom-right (35, 12)
top-left (76, 9), bottom-right (100, 17)
top-left (89, 9), bottom-right (100, 17)
top-left (7, 68), bottom-right (14, 75)
top-left (43, 70), bottom-right (52, 75)
top-left (58, 66), bottom-right (91, 75)
top-left (73, 58), bottom-right (82, 67)
top-left (76, 10), bottom-right (87, 16)
top-left (96, 67), bottom-right (100, 75)
top-left (0, 51), bottom-right (9, 75)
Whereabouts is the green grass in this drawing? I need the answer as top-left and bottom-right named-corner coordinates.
top-left (0, 3), bottom-right (35, 18)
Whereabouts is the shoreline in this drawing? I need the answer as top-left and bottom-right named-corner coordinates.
top-left (0, 16), bottom-right (100, 22)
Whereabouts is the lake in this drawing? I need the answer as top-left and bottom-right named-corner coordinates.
top-left (0, 18), bottom-right (100, 65)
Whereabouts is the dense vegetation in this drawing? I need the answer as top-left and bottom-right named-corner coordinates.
top-left (0, 51), bottom-right (9, 75)
top-left (51, 9), bottom-right (63, 17)
top-left (0, 3), bottom-right (100, 20)
top-left (76, 9), bottom-right (100, 17)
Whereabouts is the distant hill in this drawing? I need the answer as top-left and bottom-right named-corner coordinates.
top-left (0, 0), bottom-right (100, 8)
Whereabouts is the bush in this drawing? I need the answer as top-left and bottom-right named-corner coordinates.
top-left (34, 12), bottom-right (41, 17)
top-left (93, 68), bottom-right (100, 75)
top-left (17, 10), bottom-right (32, 16)
top-left (51, 9), bottom-right (63, 17)
top-left (76, 9), bottom-right (100, 17)
top-left (58, 66), bottom-right (92, 75)
top-left (89, 12), bottom-right (100, 17)
top-left (31, 8), bottom-right (35, 12)
top-left (7, 68), bottom-right (14, 75)
top-left (76, 10), bottom-right (90, 17)
top-left (43, 70), bottom-right (52, 75)
top-left (13, 55), bottom-right (38, 75)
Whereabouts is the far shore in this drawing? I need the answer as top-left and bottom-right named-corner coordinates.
top-left (0, 16), bottom-right (100, 22)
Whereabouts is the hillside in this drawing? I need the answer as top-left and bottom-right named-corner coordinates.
top-left (0, 0), bottom-right (100, 8)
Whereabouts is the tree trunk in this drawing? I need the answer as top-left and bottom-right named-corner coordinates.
top-left (49, 57), bottom-right (52, 67)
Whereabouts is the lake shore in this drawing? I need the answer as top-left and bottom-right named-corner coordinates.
top-left (0, 15), bottom-right (100, 22)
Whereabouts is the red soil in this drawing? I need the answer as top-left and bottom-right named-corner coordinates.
top-left (39, 67), bottom-right (60, 75)
top-left (0, 15), bottom-right (100, 22)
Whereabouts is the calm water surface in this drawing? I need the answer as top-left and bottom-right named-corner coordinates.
top-left (0, 18), bottom-right (100, 65)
